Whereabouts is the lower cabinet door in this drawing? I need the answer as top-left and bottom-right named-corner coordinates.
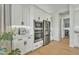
top-left (12, 37), bottom-right (33, 54)
top-left (12, 36), bottom-right (33, 54)
top-left (23, 36), bottom-right (33, 54)
top-left (12, 38), bottom-right (25, 54)
top-left (18, 39), bottom-right (25, 54)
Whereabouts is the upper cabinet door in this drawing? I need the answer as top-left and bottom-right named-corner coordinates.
top-left (11, 5), bottom-right (30, 26)
top-left (11, 5), bottom-right (22, 25)
top-left (22, 5), bottom-right (30, 26)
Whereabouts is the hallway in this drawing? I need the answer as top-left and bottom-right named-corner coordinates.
top-left (27, 38), bottom-right (79, 55)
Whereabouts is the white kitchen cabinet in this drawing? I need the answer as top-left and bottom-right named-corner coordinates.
top-left (12, 36), bottom-right (26, 54)
top-left (11, 5), bottom-right (33, 54)
top-left (22, 5), bottom-right (30, 26)
top-left (24, 35), bottom-right (34, 53)
top-left (11, 5), bottom-right (30, 26)
top-left (12, 35), bottom-right (33, 54)
top-left (11, 5), bottom-right (22, 25)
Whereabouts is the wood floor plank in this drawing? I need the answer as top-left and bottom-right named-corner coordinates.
top-left (27, 39), bottom-right (79, 55)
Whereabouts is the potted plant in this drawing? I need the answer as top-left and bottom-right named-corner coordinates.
top-left (0, 31), bottom-right (21, 55)
top-left (8, 48), bottom-right (21, 55)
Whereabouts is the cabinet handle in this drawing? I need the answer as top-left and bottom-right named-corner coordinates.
top-left (18, 39), bottom-right (22, 40)
top-left (28, 37), bottom-right (31, 39)
top-left (24, 41), bottom-right (27, 45)
top-left (30, 35), bottom-right (33, 36)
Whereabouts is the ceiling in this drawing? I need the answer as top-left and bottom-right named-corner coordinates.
top-left (35, 4), bottom-right (69, 14)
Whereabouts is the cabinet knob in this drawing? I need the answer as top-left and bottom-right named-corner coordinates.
top-left (24, 41), bottom-right (27, 45)
top-left (21, 21), bottom-right (24, 25)
top-left (28, 37), bottom-right (31, 39)
top-left (18, 39), bottom-right (22, 40)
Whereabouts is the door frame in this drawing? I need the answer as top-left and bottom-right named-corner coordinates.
top-left (60, 13), bottom-right (70, 39)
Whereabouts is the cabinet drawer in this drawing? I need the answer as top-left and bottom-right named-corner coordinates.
top-left (33, 40), bottom-right (43, 50)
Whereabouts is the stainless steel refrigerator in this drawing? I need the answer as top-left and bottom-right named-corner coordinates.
top-left (43, 20), bottom-right (50, 46)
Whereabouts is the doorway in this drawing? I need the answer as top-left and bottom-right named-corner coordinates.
top-left (59, 12), bottom-right (70, 48)
top-left (60, 13), bottom-right (70, 40)
top-left (63, 18), bottom-right (70, 39)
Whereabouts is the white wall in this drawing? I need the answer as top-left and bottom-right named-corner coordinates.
top-left (36, 4), bottom-right (69, 14)
top-left (69, 5), bottom-right (79, 47)
top-left (52, 13), bottom-right (60, 41)
top-left (50, 17), bottom-right (54, 40)
top-left (69, 5), bottom-right (75, 47)
top-left (32, 5), bottom-right (51, 21)
top-left (0, 5), bottom-right (11, 51)
top-left (52, 8), bottom-right (69, 41)
top-left (0, 5), bottom-right (4, 34)
top-left (0, 5), bottom-right (2, 34)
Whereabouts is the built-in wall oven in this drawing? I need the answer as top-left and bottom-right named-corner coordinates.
top-left (34, 20), bottom-right (43, 28)
top-left (34, 20), bottom-right (50, 45)
top-left (34, 20), bottom-right (43, 43)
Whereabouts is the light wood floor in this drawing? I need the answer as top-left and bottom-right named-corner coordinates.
top-left (27, 38), bottom-right (79, 55)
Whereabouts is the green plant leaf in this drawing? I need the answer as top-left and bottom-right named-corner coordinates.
top-left (8, 48), bottom-right (21, 55)
top-left (0, 32), bottom-right (13, 41)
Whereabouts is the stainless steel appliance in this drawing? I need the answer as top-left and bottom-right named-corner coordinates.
top-left (43, 20), bottom-right (50, 46)
top-left (34, 20), bottom-right (50, 45)
top-left (34, 20), bottom-right (43, 43)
